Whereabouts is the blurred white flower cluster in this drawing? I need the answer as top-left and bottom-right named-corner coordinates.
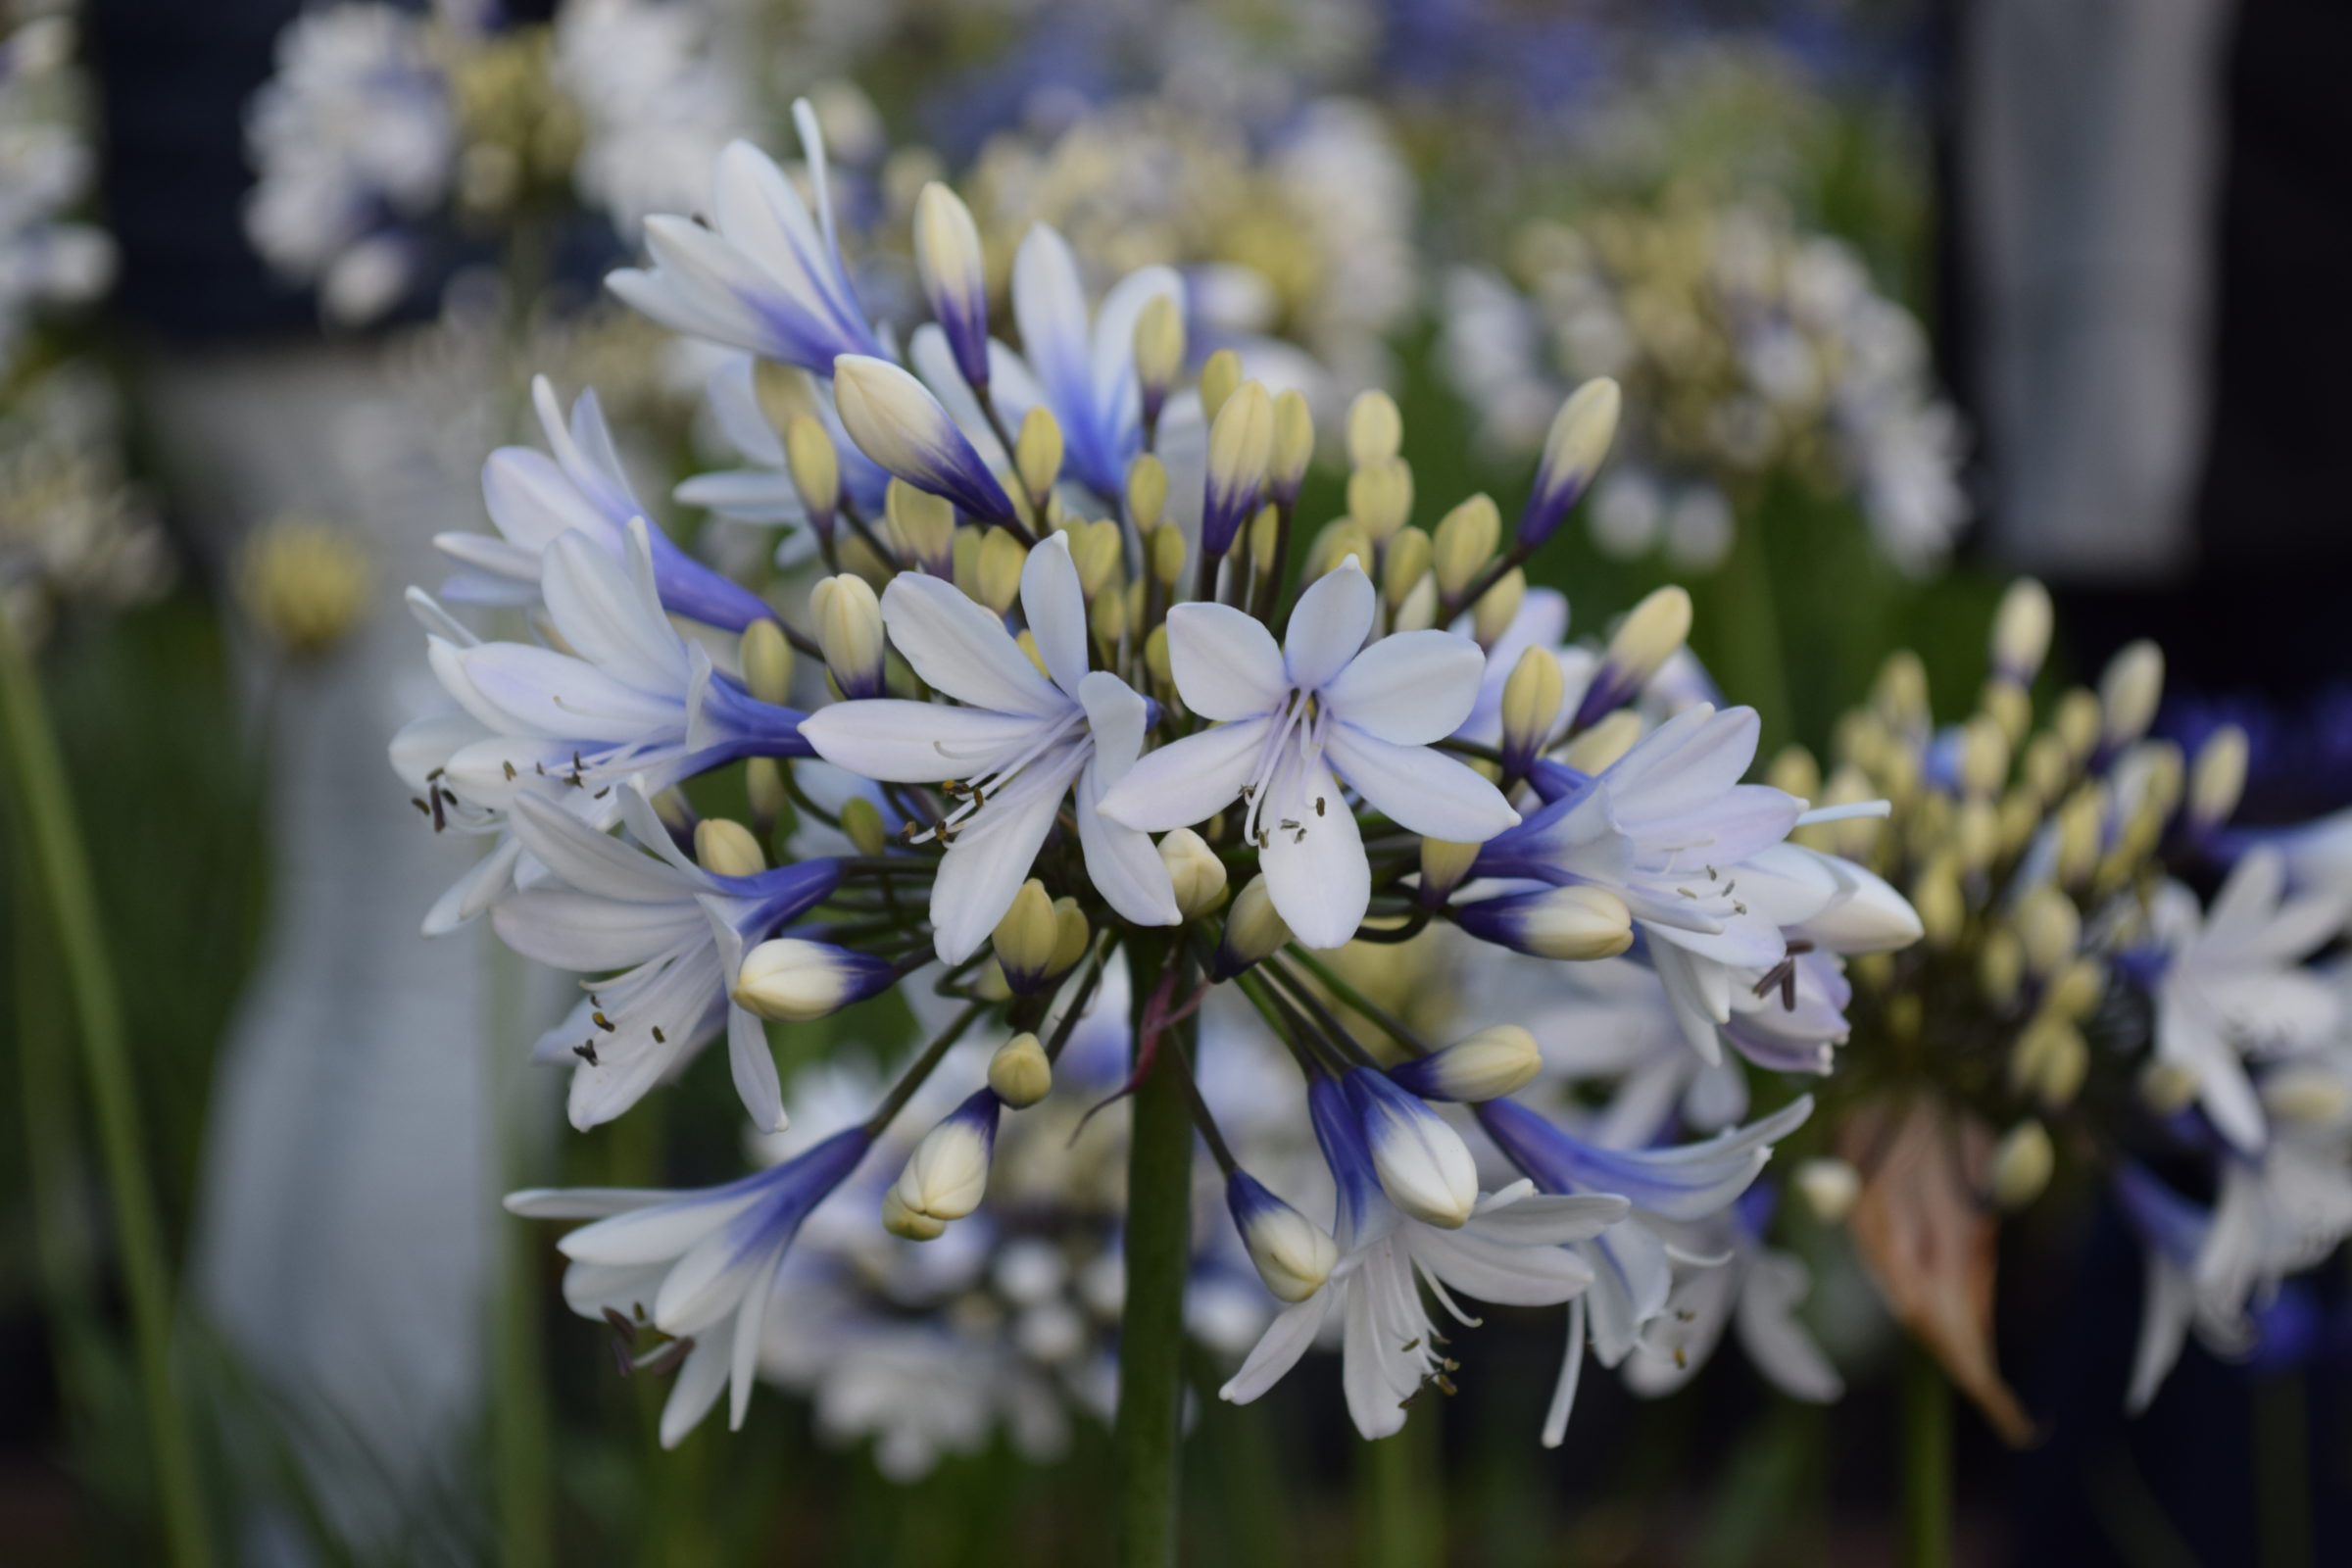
top-left (0, 11), bottom-right (113, 365)
top-left (1442, 192), bottom-right (1966, 575)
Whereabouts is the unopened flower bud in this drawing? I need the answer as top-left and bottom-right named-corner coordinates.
top-left (1346, 389), bottom-right (1402, 468)
top-left (1133, 295), bottom-right (1185, 418)
top-left (1126, 453), bottom-right (1168, 532)
top-left (1960, 713), bottom-right (2010, 798)
top-left (1470, 567), bottom-right (1526, 648)
top-left (1989, 1121), bottom-right (2054, 1210)
top-left (988, 1033), bottom-right (1053, 1109)
top-left (2043, 956), bottom-right (2105, 1022)
top-left (2013, 887), bottom-right (2081, 977)
top-left (1159, 827), bottom-right (1228, 918)
top-left (992, 878), bottom-right (1060, 992)
top-left (2138, 1058), bottom-right (2201, 1116)
top-left (1500, 646), bottom-right (1565, 774)
top-left (740, 618), bottom-right (796, 708)
top-left (695, 817), bottom-right (765, 878)
top-left (239, 515), bottom-right (372, 656)
top-left (2099, 641), bottom-right (2165, 752)
top-left (1348, 1069), bottom-right (1479, 1229)
top-left (1571, 586), bottom-right (1691, 730)
top-left (1457, 885), bottom-right (1635, 959)
top-left (733, 939), bottom-right (896, 1020)
top-left (1307, 520), bottom-right (1373, 584)
top-left (882, 1188), bottom-right (947, 1241)
top-left (1517, 377), bottom-right (1620, 548)
top-left (2261, 1065), bottom-right (2349, 1128)
top-left (896, 1090), bottom-right (1001, 1221)
top-left (1214, 874), bottom-right (1292, 977)
top-left (1381, 528), bottom-right (1432, 610)
top-left (1911, 858), bottom-right (1964, 950)
top-left (746, 757), bottom-right (787, 832)
top-left (1980, 928), bottom-right (2023, 1007)
top-left (1070, 517), bottom-right (1123, 598)
top-left (810, 573), bottom-right (886, 699)
top-left (1418, 839), bottom-right (1479, 905)
top-left (1389, 1025), bottom-right (1542, 1102)
top-left (1982, 679), bottom-right (2032, 749)
top-left (1346, 458), bottom-right (1413, 541)
top-left (1092, 584), bottom-right (1130, 648)
top-left (1990, 578), bottom-right (2053, 684)
top-left (840, 796), bottom-right (888, 858)
top-left (1203, 381), bottom-right (1275, 555)
top-left (2053, 690), bottom-right (2101, 764)
top-left (833, 354), bottom-right (1017, 525)
top-left (1227, 1172), bottom-right (1338, 1302)
top-left (912, 181), bottom-right (991, 389)
top-left (1767, 744), bottom-right (1821, 802)
top-left (2010, 1016), bottom-right (2088, 1109)
top-left (2189, 724), bottom-right (2248, 831)
top-left (1560, 710), bottom-right (1643, 774)
top-left (1014, 406), bottom-right (1063, 503)
top-left (1198, 348), bottom-right (1243, 427)
top-left (1432, 494), bottom-right (1500, 598)
top-left (886, 479), bottom-right (956, 577)
top-left (783, 415), bottom-right (841, 532)
top-left (1875, 650), bottom-right (1930, 732)
top-left (1794, 1157), bottom-right (1861, 1224)
top-left (976, 527), bottom-right (1027, 614)
top-left (1249, 505), bottom-right (1280, 575)
top-left (1270, 389), bottom-right (1314, 503)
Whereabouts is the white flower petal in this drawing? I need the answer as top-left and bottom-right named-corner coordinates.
top-left (1097, 717), bottom-right (1271, 832)
top-left (1409, 1227), bottom-right (1594, 1307)
top-left (1218, 1292), bottom-right (1329, 1405)
top-left (880, 571), bottom-right (1066, 717)
top-left (1324, 725), bottom-right (1520, 841)
top-left (1323, 629), bottom-right (1489, 745)
top-left (493, 892), bottom-right (707, 972)
top-left (727, 1004), bottom-right (786, 1134)
top-left (1283, 562), bottom-right (1378, 692)
top-left (929, 749), bottom-right (1088, 962)
top-left (1165, 602), bottom-right (1288, 721)
top-left (1078, 753), bottom-right (1180, 928)
top-left (800, 701), bottom-right (1049, 783)
top-left (510, 791), bottom-right (695, 904)
top-left (1020, 532), bottom-right (1092, 704)
top-left (1261, 756), bottom-right (1368, 949)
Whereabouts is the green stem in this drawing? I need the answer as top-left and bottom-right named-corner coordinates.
top-left (1114, 933), bottom-right (1194, 1568)
top-left (489, 942), bottom-right (555, 1568)
top-left (2255, 1374), bottom-right (2313, 1568)
top-left (1901, 1345), bottom-right (1952, 1568)
top-left (1712, 501), bottom-right (1793, 756)
top-left (1357, 1411), bottom-right (1444, 1568)
top-left (0, 625), bottom-right (214, 1567)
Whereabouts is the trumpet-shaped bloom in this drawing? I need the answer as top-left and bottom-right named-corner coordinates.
top-left (495, 786), bottom-right (838, 1132)
top-left (606, 115), bottom-right (885, 374)
top-left (1101, 561), bottom-right (1519, 948)
top-left (1219, 1077), bottom-right (1626, 1439)
top-left (397, 522), bottom-right (808, 930)
top-left (1009, 224), bottom-right (1183, 502)
top-left (437, 375), bottom-right (774, 630)
top-left (1621, 1202), bottom-right (1842, 1404)
top-left (799, 532), bottom-right (1177, 960)
top-left (506, 1125), bottom-right (871, 1446)
top-left (2148, 849), bottom-right (2346, 1155)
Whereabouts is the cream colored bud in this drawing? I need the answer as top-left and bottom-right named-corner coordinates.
top-left (1979, 928), bottom-right (2024, 1007)
top-left (740, 618), bottom-right (795, 708)
top-left (886, 479), bottom-right (956, 570)
top-left (810, 573), bottom-right (885, 696)
top-left (1049, 898), bottom-right (1091, 976)
top-left (1091, 583), bottom-right (1129, 647)
top-left (1794, 1158), bottom-right (1862, 1225)
top-left (1989, 1121), bottom-right (2055, 1210)
top-left (1015, 406), bottom-right (1063, 502)
top-left (1516, 885), bottom-right (1635, 959)
top-left (2138, 1058), bottom-right (2202, 1116)
top-left (1560, 710), bottom-right (1643, 774)
top-left (1501, 646), bottom-right (1565, 762)
top-left (1270, 389), bottom-right (1314, 495)
top-left (1960, 714), bottom-right (2010, 798)
top-left (236, 514), bottom-right (373, 655)
top-left (1218, 874), bottom-right (1293, 972)
top-left (1234, 1182), bottom-right (1339, 1302)
top-left (1766, 744), bottom-right (1821, 802)
top-left (2054, 786), bottom-right (2106, 887)
top-left (1206, 382), bottom-right (1276, 518)
top-left (2013, 886), bottom-right (2081, 976)
top-left (912, 181), bottom-right (986, 307)
top-left (1347, 458), bottom-right (1413, 541)
top-left (1133, 295), bottom-right (1185, 398)
top-left (1071, 517), bottom-right (1124, 598)
top-left (1955, 798), bottom-right (2000, 872)
top-left (882, 1188), bottom-right (947, 1241)
top-left (1432, 495), bottom-right (1500, 598)
top-left (1198, 348), bottom-right (1243, 427)
top-left (1346, 389), bottom-right (1403, 467)
top-left (783, 415), bottom-right (840, 521)
top-left (1996, 789), bottom-right (2041, 858)
top-left (1306, 520), bottom-right (1372, 583)
top-left (1414, 1025), bottom-right (1543, 1102)
top-left (1150, 521), bottom-right (1187, 587)
top-left (840, 796), bottom-right (888, 858)
top-left (976, 528), bottom-right (1027, 614)
top-left (733, 939), bottom-right (876, 1021)
top-left (992, 879), bottom-right (1059, 986)
top-left (988, 1033), bottom-right (1053, 1109)
top-left (1141, 620), bottom-right (1170, 687)
top-left (2099, 641), bottom-right (2165, 750)
top-left (1159, 828), bottom-right (1229, 918)
top-left (1471, 567), bottom-right (1527, 647)
top-left (1602, 586), bottom-right (1692, 689)
top-left (1982, 679), bottom-right (2032, 749)
top-left (2011, 1016), bottom-right (2088, 1109)
top-left (746, 757), bottom-right (787, 829)
top-left (1382, 528), bottom-right (1432, 610)
top-left (2043, 956), bottom-right (2106, 1023)
top-left (1419, 839), bottom-right (1479, 902)
top-left (2261, 1066), bottom-right (2349, 1128)
top-left (2022, 732), bottom-right (2071, 803)
top-left (2053, 690), bottom-right (2102, 763)
top-left (1874, 650), bottom-right (1930, 731)
top-left (1249, 505), bottom-right (1280, 575)
top-left (1911, 856), bottom-right (1965, 949)
top-left (695, 818), bottom-right (765, 878)
top-left (2189, 724), bottom-right (2248, 828)
top-left (1990, 578), bottom-right (2053, 683)
top-left (952, 530), bottom-right (983, 601)
top-left (896, 1109), bottom-right (994, 1222)
top-left (1126, 454), bottom-right (1168, 532)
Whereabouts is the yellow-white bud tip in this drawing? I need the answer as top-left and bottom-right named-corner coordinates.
top-left (1603, 585), bottom-right (1692, 689)
top-left (1537, 377), bottom-right (1621, 501)
top-left (976, 527), bottom-right (1027, 614)
top-left (1518, 885), bottom-right (1635, 959)
top-left (740, 618), bottom-right (795, 708)
top-left (2099, 641), bottom-right (2165, 750)
top-left (1432, 494), bottom-right (1499, 598)
top-left (886, 478), bottom-right (956, 569)
top-left (992, 878), bottom-right (1060, 988)
top-left (809, 572), bottom-right (885, 696)
top-left (1134, 295), bottom-right (1185, 396)
top-left (1236, 1189), bottom-right (1340, 1303)
top-left (1347, 458), bottom-right (1414, 541)
top-left (1071, 516), bottom-right (1124, 598)
top-left (896, 1111), bottom-right (994, 1221)
top-left (1160, 827), bottom-right (1229, 919)
top-left (1471, 567), bottom-right (1527, 648)
top-left (1990, 578), bottom-right (2053, 683)
top-left (1959, 713), bottom-right (2010, 798)
top-left (1199, 348), bottom-right (1243, 427)
top-left (2013, 886), bottom-right (2082, 977)
top-left (1270, 388), bottom-right (1315, 494)
top-left (733, 939), bottom-right (866, 1021)
top-left (1216, 874), bottom-right (1292, 974)
top-left (783, 415), bottom-right (840, 520)
top-left (1418, 839), bottom-right (1480, 902)
top-left (1126, 453), bottom-right (1168, 532)
top-left (839, 796), bottom-right (888, 858)
top-left (1015, 406), bottom-right (1063, 502)
top-left (1989, 1121), bottom-right (2054, 1210)
top-left (882, 1188), bottom-right (947, 1241)
top-left (988, 1033), bottom-right (1053, 1109)
top-left (1416, 1025), bottom-right (1543, 1102)
top-left (2138, 1058), bottom-right (2202, 1116)
top-left (1501, 646), bottom-right (1566, 764)
top-left (1560, 710), bottom-right (1644, 774)
top-left (695, 818), bottom-right (766, 878)
top-left (1382, 527), bottom-right (1433, 610)
top-left (2189, 724), bottom-right (2248, 828)
top-left (1794, 1158), bottom-right (1861, 1224)
top-left (2261, 1065), bottom-right (2350, 1128)
top-left (1205, 380), bottom-right (1276, 502)
top-left (1346, 389), bottom-right (1403, 468)
top-left (1049, 897), bottom-right (1091, 976)
top-left (912, 181), bottom-right (987, 316)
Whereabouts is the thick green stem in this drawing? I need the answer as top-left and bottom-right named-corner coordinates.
top-left (1357, 1411), bottom-right (1444, 1568)
top-left (1114, 934), bottom-right (1194, 1568)
top-left (0, 626), bottom-right (214, 1567)
top-left (1901, 1346), bottom-right (1952, 1568)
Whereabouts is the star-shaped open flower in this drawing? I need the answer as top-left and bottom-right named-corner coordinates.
top-left (798, 531), bottom-right (1177, 961)
top-left (1100, 560), bottom-right (1519, 948)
